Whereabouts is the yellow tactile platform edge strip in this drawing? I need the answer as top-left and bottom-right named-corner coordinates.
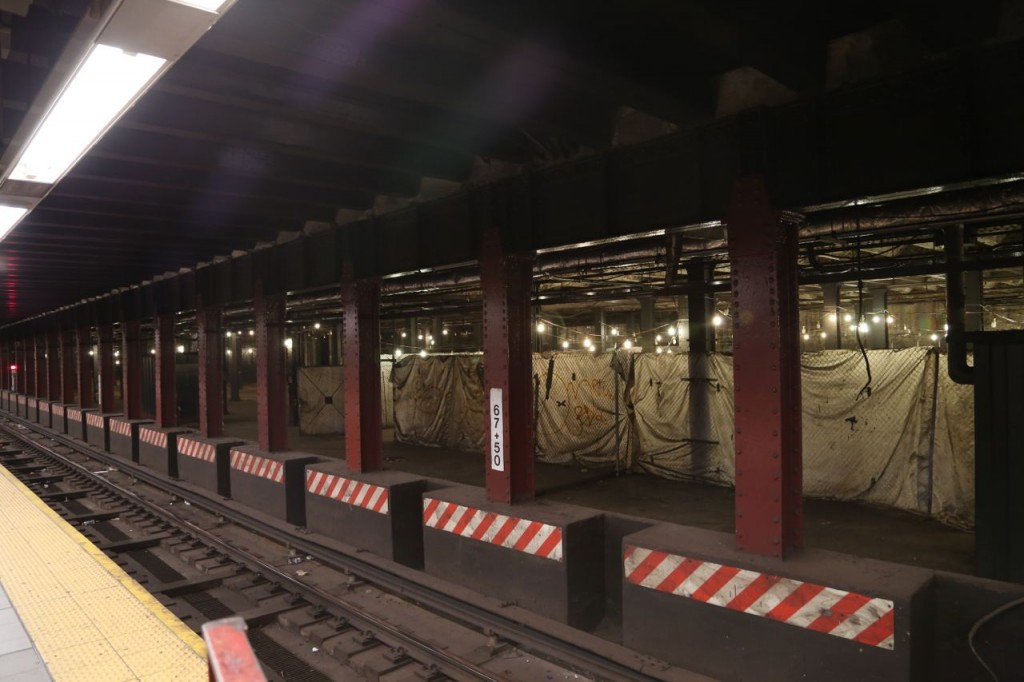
top-left (0, 462), bottom-right (207, 681)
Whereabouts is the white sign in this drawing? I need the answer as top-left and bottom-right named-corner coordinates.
top-left (489, 387), bottom-right (504, 471)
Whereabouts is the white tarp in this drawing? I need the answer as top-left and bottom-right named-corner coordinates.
top-left (390, 349), bottom-right (976, 526)
top-left (296, 361), bottom-right (395, 435)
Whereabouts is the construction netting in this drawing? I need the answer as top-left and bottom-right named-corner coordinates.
top-left (389, 349), bottom-right (976, 527)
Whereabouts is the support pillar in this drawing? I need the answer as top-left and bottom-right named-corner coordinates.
top-left (121, 320), bottom-right (143, 419)
top-left (77, 328), bottom-right (95, 408)
top-left (686, 262), bottom-right (713, 476)
top-left (255, 284), bottom-right (288, 452)
top-left (639, 298), bottom-right (656, 350)
top-left (61, 329), bottom-right (76, 404)
top-left (46, 332), bottom-right (60, 400)
top-left (964, 270), bottom-right (984, 332)
top-left (97, 325), bottom-right (116, 412)
top-left (480, 229), bottom-right (534, 504)
top-left (727, 178), bottom-right (802, 558)
top-left (198, 305), bottom-right (224, 438)
top-left (342, 272), bottom-right (383, 472)
top-left (154, 314), bottom-right (177, 427)
top-left (229, 333), bottom-right (242, 401)
top-left (822, 283), bottom-right (842, 349)
top-left (33, 338), bottom-right (43, 396)
top-left (868, 286), bottom-right (888, 350)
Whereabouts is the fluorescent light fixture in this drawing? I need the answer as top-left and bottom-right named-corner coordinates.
top-left (9, 44), bottom-right (165, 184)
top-left (170, 0), bottom-right (231, 13)
top-left (0, 206), bottom-right (28, 240)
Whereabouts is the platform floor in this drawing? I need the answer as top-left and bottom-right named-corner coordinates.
top-left (218, 396), bottom-right (974, 575)
top-left (0, 464), bottom-right (207, 681)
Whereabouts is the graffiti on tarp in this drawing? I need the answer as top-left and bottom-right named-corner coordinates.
top-left (552, 375), bottom-right (613, 435)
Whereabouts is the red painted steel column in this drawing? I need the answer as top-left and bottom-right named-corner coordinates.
top-left (21, 340), bottom-right (31, 394)
top-left (727, 177), bottom-right (803, 558)
top-left (29, 337), bottom-right (40, 397)
top-left (154, 314), bottom-right (177, 428)
top-left (77, 328), bottom-right (95, 408)
top-left (341, 270), bottom-right (383, 472)
top-left (255, 283), bottom-right (288, 452)
top-left (197, 304), bottom-right (224, 438)
top-left (61, 329), bottom-right (77, 404)
top-left (480, 229), bottom-right (535, 504)
top-left (121, 320), bottom-right (143, 418)
top-left (97, 324), bottom-right (116, 412)
top-left (46, 332), bottom-right (60, 400)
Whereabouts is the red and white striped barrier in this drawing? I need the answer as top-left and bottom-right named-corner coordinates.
top-left (423, 498), bottom-right (563, 562)
top-left (52, 404), bottom-right (64, 417)
top-left (624, 545), bottom-right (895, 650)
top-left (67, 407), bottom-right (81, 421)
top-left (305, 471), bottom-right (389, 515)
top-left (140, 427), bottom-right (168, 449)
top-left (178, 437), bottom-right (216, 463)
top-left (86, 413), bottom-right (105, 428)
top-left (109, 419), bottom-right (132, 437)
top-left (230, 449), bottom-right (284, 483)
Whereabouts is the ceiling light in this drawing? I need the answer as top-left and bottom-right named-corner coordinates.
top-left (419, 349), bottom-right (428, 358)
top-left (623, 339), bottom-right (633, 349)
top-left (582, 338), bottom-right (592, 348)
top-left (401, 332), bottom-right (407, 338)
top-left (394, 349), bottom-right (403, 358)
top-left (313, 322), bottom-right (321, 330)
top-left (176, 345), bottom-right (185, 353)
top-left (655, 334), bottom-right (662, 343)
top-left (9, 45), bottom-right (165, 185)
top-left (248, 330), bottom-right (254, 336)
top-left (655, 346), bottom-right (663, 354)
top-left (803, 333), bottom-right (810, 341)
top-left (930, 333), bottom-right (939, 342)
top-left (712, 314), bottom-right (723, 327)
top-left (284, 338), bottom-right (293, 350)
top-left (536, 323), bottom-right (545, 333)
top-left (443, 328), bottom-right (449, 335)
top-left (843, 314), bottom-right (853, 323)
top-left (667, 326), bottom-right (676, 336)
top-left (150, 348), bottom-right (156, 354)
top-left (561, 341), bottom-right (569, 349)
top-left (872, 315), bottom-right (881, 324)
top-left (820, 331), bottom-right (827, 339)
top-left (848, 324), bottom-right (857, 332)
top-left (858, 322), bottom-right (868, 333)
top-left (170, 0), bottom-right (232, 12)
top-left (0, 206), bottom-right (28, 241)
top-left (611, 328), bottom-right (619, 336)
top-left (827, 313), bottom-right (837, 323)
top-left (886, 316), bottom-right (895, 324)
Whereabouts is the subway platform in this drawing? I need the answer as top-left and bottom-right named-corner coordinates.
top-left (0, 464), bottom-right (207, 681)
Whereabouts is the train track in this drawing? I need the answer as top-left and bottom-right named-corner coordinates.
top-left (0, 416), bottom-right (690, 682)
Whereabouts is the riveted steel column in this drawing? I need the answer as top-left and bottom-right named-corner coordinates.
top-left (255, 283), bottom-right (288, 452)
top-left (61, 329), bottom-right (76, 404)
top-left (154, 314), bottom-right (177, 428)
top-left (727, 177), bottom-right (802, 558)
top-left (29, 335), bottom-right (40, 395)
top-left (97, 324), bottom-right (116, 412)
top-left (687, 263), bottom-right (713, 476)
top-left (77, 328), bottom-right (95, 408)
top-left (198, 304), bottom-right (224, 438)
top-left (480, 228), bottom-right (535, 504)
top-left (46, 332), bottom-right (60, 400)
top-left (342, 270), bottom-right (383, 473)
top-left (121, 320), bottom-right (143, 419)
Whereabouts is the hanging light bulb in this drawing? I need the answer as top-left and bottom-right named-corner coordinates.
top-left (249, 330), bottom-right (254, 336)
top-left (848, 324), bottom-right (857, 332)
top-left (283, 338), bottom-right (293, 350)
top-left (828, 313), bottom-right (838, 323)
top-left (582, 338), bottom-right (592, 348)
top-left (655, 334), bottom-right (662, 343)
top-left (176, 345), bottom-right (185, 353)
top-left (803, 333), bottom-right (810, 341)
top-left (561, 340), bottom-right (569, 349)
top-left (623, 339), bottom-right (633, 349)
top-left (819, 331), bottom-right (827, 340)
top-left (991, 317), bottom-right (998, 328)
top-left (88, 350), bottom-right (95, 356)
top-left (843, 314), bottom-right (852, 323)
top-left (225, 331), bottom-right (232, 337)
top-left (930, 333), bottom-right (939, 342)
top-left (712, 314), bottom-right (723, 327)
top-left (872, 315), bottom-right (881, 324)
top-left (313, 322), bottom-right (321, 330)
top-left (667, 326), bottom-right (676, 336)
top-left (394, 348), bottom-right (403, 358)
top-left (419, 349), bottom-right (428, 358)
top-left (150, 348), bottom-right (156, 354)
top-left (858, 322), bottom-right (868, 333)
top-left (417, 333), bottom-right (423, 340)
top-left (656, 346), bottom-right (663, 354)
top-left (611, 327), bottom-right (619, 336)
top-left (536, 322), bottom-right (545, 333)
top-left (886, 316), bottom-right (895, 324)
top-left (401, 332), bottom-right (407, 338)
top-left (443, 328), bottom-right (449, 336)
